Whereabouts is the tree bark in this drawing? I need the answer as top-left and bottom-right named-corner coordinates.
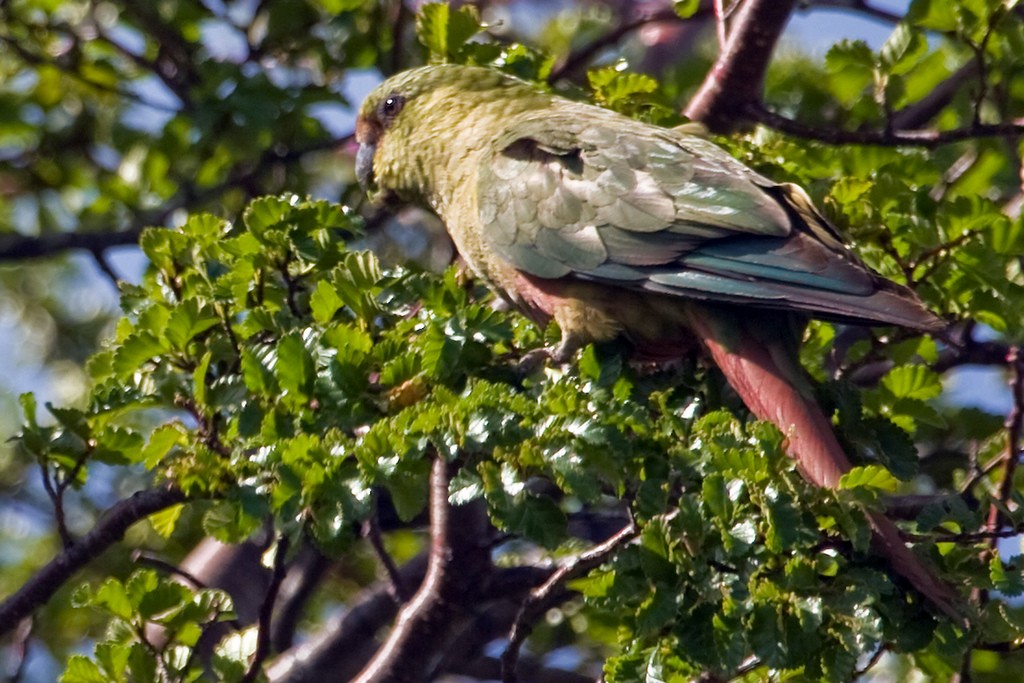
top-left (684, 0), bottom-right (798, 132)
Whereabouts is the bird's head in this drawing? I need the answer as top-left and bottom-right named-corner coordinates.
top-left (356, 64), bottom-right (545, 206)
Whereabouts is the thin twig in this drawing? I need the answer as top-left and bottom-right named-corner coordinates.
top-left (90, 248), bottom-right (122, 287)
top-left (38, 464), bottom-right (72, 549)
top-left (748, 102), bottom-right (1024, 147)
top-left (811, 0), bottom-right (903, 24)
top-left (547, 7), bottom-right (688, 84)
top-left (855, 644), bottom-right (890, 678)
top-left (132, 551), bottom-right (209, 590)
top-left (363, 503), bottom-right (410, 602)
top-left (388, 0), bottom-right (409, 75)
top-left (985, 347), bottom-right (1024, 538)
top-left (241, 534), bottom-right (291, 683)
top-left (500, 518), bottom-right (638, 683)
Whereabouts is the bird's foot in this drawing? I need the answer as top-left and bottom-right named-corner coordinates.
top-left (515, 336), bottom-right (580, 377)
top-left (516, 347), bottom-right (553, 377)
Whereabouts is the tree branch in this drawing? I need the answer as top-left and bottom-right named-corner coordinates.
top-left (0, 228), bottom-right (146, 263)
top-left (985, 347), bottom-right (1024, 538)
top-left (0, 486), bottom-right (189, 636)
top-left (748, 102), bottom-right (1024, 147)
top-left (684, 0), bottom-right (799, 132)
top-left (547, 6), bottom-right (693, 84)
top-left (890, 59), bottom-right (979, 131)
top-left (242, 534), bottom-right (291, 683)
top-left (267, 554), bottom-right (429, 683)
top-left (352, 458), bottom-right (493, 683)
top-left (501, 518), bottom-right (638, 683)
top-left (810, 0), bottom-right (903, 24)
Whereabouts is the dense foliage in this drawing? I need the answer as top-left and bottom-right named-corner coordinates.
top-left (2, 1), bottom-right (1024, 682)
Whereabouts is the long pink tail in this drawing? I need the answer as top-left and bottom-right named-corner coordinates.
top-left (690, 312), bottom-right (963, 621)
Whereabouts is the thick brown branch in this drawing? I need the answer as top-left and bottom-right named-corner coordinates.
top-left (353, 458), bottom-right (493, 683)
top-left (0, 486), bottom-right (188, 636)
top-left (684, 0), bottom-right (798, 132)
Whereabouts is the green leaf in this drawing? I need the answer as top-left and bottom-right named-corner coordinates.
top-left (416, 2), bottom-right (482, 63)
top-left (988, 216), bottom-right (1024, 255)
top-left (906, 0), bottom-right (960, 31)
top-left (240, 347), bottom-right (278, 396)
top-left (142, 424), bottom-right (185, 469)
top-left (149, 503), bottom-right (185, 538)
top-left (990, 554), bottom-right (1024, 597)
top-left (386, 460), bottom-right (431, 521)
top-left (193, 350), bottom-right (213, 408)
top-left (310, 279), bottom-right (344, 324)
top-left (244, 195), bottom-right (294, 236)
top-left (19, 392), bottom-right (38, 430)
top-left (879, 24), bottom-right (927, 75)
top-left (112, 332), bottom-right (167, 378)
top-left (838, 465), bottom-right (899, 494)
top-left (203, 500), bottom-right (262, 543)
top-left (165, 300), bottom-right (220, 351)
top-left (92, 578), bottom-right (133, 620)
top-left (60, 656), bottom-right (108, 683)
top-left (825, 40), bottom-right (875, 105)
top-left (674, 0), bottom-right (700, 19)
top-left (449, 467), bottom-right (484, 505)
top-left (505, 494), bottom-right (566, 548)
top-left (881, 365), bottom-right (942, 401)
top-left (276, 333), bottom-right (316, 402)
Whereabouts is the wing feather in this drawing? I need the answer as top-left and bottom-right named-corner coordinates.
top-left (476, 108), bottom-right (936, 328)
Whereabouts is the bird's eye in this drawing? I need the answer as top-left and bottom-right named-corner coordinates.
top-left (378, 94), bottom-right (405, 125)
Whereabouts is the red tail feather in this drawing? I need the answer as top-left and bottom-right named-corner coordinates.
top-left (690, 313), bottom-right (963, 621)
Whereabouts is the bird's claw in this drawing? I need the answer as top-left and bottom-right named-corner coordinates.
top-left (516, 348), bottom-right (553, 377)
top-left (515, 337), bottom-right (579, 377)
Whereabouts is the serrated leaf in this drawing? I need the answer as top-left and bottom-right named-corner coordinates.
top-left (310, 279), bottom-right (344, 324)
top-left (244, 195), bottom-right (294, 236)
top-left (142, 424), bottom-right (186, 468)
top-left (882, 364), bottom-right (942, 401)
top-left (880, 24), bottom-right (927, 75)
top-left (60, 656), bottom-right (108, 683)
top-left (165, 300), bottom-right (220, 351)
top-left (507, 494), bottom-right (566, 548)
top-left (415, 2), bottom-right (481, 63)
top-left (240, 346), bottom-right (278, 395)
top-left (449, 466), bottom-right (484, 505)
top-left (149, 503), bottom-right (185, 538)
top-left (276, 333), bottom-right (316, 401)
top-left (93, 578), bottom-right (133, 620)
top-left (113, 332), bottom-right (168, 378)
top-left (838, 465), bottom-right (899, 493)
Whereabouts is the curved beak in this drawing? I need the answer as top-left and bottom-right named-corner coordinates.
top-left (355, 142), bottom-right (376, 190)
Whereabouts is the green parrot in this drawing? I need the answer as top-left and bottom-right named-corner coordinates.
top-left (356, 64), bottom-right (959, 618)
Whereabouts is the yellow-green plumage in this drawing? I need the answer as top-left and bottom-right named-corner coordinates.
top-left (355, 64), bottom-right (961, 619)
top-left (357, 64), bottom-right (941, 357)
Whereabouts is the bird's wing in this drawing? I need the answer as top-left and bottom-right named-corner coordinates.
top-left (477, 111), bottom-right (934, 328)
